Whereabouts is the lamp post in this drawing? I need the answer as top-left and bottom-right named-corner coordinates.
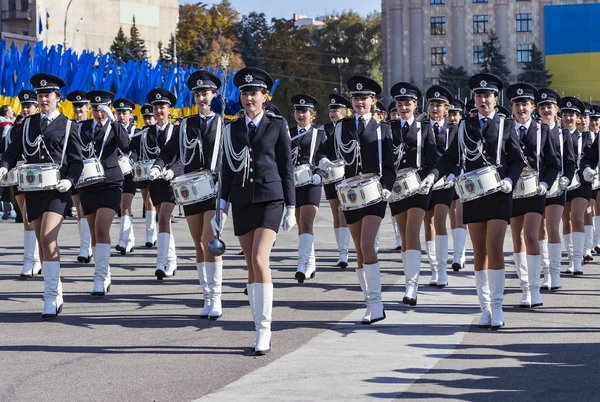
top-left (63, 0), bottom-right (74, 49)
top-left (331, 57), bottom-right (349, 95)
top-left (173, 18), bottom-right (179, 64)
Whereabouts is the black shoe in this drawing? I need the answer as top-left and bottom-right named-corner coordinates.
top-left (91, 284), bottom-right (111, 296)
top-left (155, 269), bottom-right (166, 280)
top-left (115, 244), bottom-right (124, 252)
top-left (452, 262), bottom-right (462, 272)
top-left (584, 255), bottom-right (593, 263)
top-left (145, 241), bottom-right (156, 248)
top-left (550, 286), bottom-right (562, 291)
top-left (394, 246), bottom-right (402, 251)
top-left (540, 285), bottom-right (549, 291)
top-left (238, 250), bottom-right (244, 255)
top-left (573, 271), bottom-right (584, 276)
top-left (402, 296), bottom-right (417, 306)
top-left (369, 310), bottom-right (386, 324)
top-left (295, 272), bottom-right (306, 283)
top-left (77, 255), bottom-right (92, 263)
top-left (489, 322), bottom-right (505, 331)
top-left (437, 283), bottom-right (447, 288)
top-left (337, 261), bottom-right (348, 269)
top-left (41, 304), bottom-right (63, 319)
top-left (595, 246), bottom-right (600, 254)
top-left (243, 287), bottom-right (248, 296)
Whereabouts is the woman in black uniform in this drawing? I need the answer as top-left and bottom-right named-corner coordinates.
top-left (579, 103), bottom-right (595, 263)
top-left (289, 94), bottom-right (325, 283)
top-left (421, 86), bottom-right (459, 288)
top-left (537, 88), bottom-right (575, 291)
top-left (78, 91), bottom-right (130, 295)
top-left (0, 73), bottom-right (84, 318)
top-left (421, 73), bottom-right (525, 329)
top-left (316, 76), bottom-right (395, 324)
top-left (212, 67), bottom-right (296, 355)
top-left (154, 71), bottom-right (224, 319)
top-left (561, 97), bottom-right (590, 275)
top-left (505, 83), bottom-right (559, 309)
top-left (147, 89), bottom-right (182, 280)
top-left (67, 90), bottom-right (93, 263)
top-left (591, 106), bottom-right (600, 254)
top-left (387, 82), bottom-right (436, 305)
top-left (113, 98), bottom-right (138, 255)
top-left (320, 94), bottom-right (352, 268)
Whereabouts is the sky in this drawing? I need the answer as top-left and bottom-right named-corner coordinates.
top-left (178, 0), bottom-right (379, 20)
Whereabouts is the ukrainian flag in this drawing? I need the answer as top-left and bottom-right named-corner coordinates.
top-left (46, 10), bottom-right (50, 29)
top-left (544, 4), bottom-right (600, 100)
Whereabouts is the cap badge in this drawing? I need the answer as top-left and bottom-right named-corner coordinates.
top-left (197, 79), bottom-right (204, 87)
top-left (541, 93), bottom-right (548, 99)
top-left (23, 94), bottom-right (29, 100)
top-left (40, 79), bottom-right (47, 87)
top-left (567, 101), bottom-right (572, 107)
top-left (76, 95), bottom-right (82, 101)
top-left (299, 99), bottom-right (306, 105)
top-left (356, 83), bottom-right (363, 91)
top-left (119, 102), bottom-right (124, 107)
top-left (399, 87), bottom-right (407, 95)
top-left (516, 88), bottom-right (524, 96)
top-left (95, 96), bottom-right (101, 102)
top-left (330, 98), bottom-right (336, 104)
top-left (156, 93), bottom-right (162, 100)
top-left (245, 74), bottom-right (254, 83)
top-left (480, 80), bottom-right (488, 88)
top-left (434, 91), bottom-right (440, 98)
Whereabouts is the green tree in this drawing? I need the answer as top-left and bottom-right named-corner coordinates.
top-left (157, 35), bottom-right (175, 63)
top-left (438, 65), bottom-right (470, 98)
top-left (236, 12), bottom-right (270, 69)
top-left (128, 17), bottom-right (148, 61)
top-left (110, 27), bottom-right (130, 61)
top-left (517, 44), bottom-right (552, 87)
top-left (480, 30), bottom-right (511, 85)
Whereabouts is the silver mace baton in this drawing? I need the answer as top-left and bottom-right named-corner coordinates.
top-left (208, 55), bottom-right (230, 257)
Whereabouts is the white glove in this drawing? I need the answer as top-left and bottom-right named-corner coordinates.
top-left (162, 169), bottom-right (175, 181)
top-left (538, 181), bottom-right (548, 196)
top-left (0, 167), bottom-right (7, 180)
top-left (148, 166), bottom-right (162, 181)
top-left (311, 174), bottom-right (322, 186)
top-left (98, 104), bottom-right (116, 122)
top-left (443, 173), bottom-right (456, 189)
top-left (559, 176), bottom-right (570, 190)
top-left (583, 167), bottom-right (595, 183)
top-left (55, 179), bottom-right (73, 193)
top-left (418, 173), bottom-right (435, 195)
top-left (500, 178), bottom-right (513, 193)
top-left (282, 206), bottom-right (297, 232)
top-left (210, 211), bottom-right (228, 236)
top-left (318, 158), bottom-right (335, 171)
top-left (382, 189), bottom-right (392, 200)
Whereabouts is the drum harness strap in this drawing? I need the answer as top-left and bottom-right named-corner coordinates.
top-left (223, 123), bottom-right (250, 187)
top-left (180, 115), bottom-right (222, 172)
top-left (22, 117), bottom-right (72, 167)
top-left (458, 116), bottom-right (504, 170)
top-left (334, 119), bottom-right (383, 178)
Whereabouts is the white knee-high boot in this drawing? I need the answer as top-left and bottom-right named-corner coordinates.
top-left (337, 227), bottom-right (350, 268)
top-left (572, 231), bottom-right (585, 274)
top-left (363, 262), bottom-right (386, 324)
top-left (584, 225), bottom-right (594, 261)
top-left (254, 282), bottom-right (273, 356)
top-left (427, 240), bottom-right (438, 285)
top-left (155, 232), bottom-right (170, 279)
top-left (207, 261), bottom-right (223, 319)
top-left (474, 270), bottom-right (491, 327)
top-left (548, 242), bottom-right (563, 290)
top-left (165, 234), bottom-right (177, 276)
top-left (527, 254), bottom-right (543, 307)
top-left (564, 233), bottom-right (574, 273)
top-left (42, 261), bottom-right (63, 319)
top-left (436, 235), bottom-right (449, 287)
top-left (145, 211), bottom-right (157, 247)
top-left (452, 228), bottom-right (468, 271)
top-left (488, 269), bottom-right (505, 329)
top-left (295, 233), bottom-right (313, 282)
top-left (403, 249), bottom-right (421, 305)
top-left (514, 252), bottom-right (530, 307)
top-left (594, 216), bottom-right (600, 252)
top-left (77, 219), bottom-right (93, 263)
top-left (392, 217), bottom-right (402, 249)
top-left (540, 239), bottom-right (550, 289)
top-left (355, 268), bottom-right (370, 324)
top-left (196, 262), bottom-right (211, 318)
top-left (21, 230), bottom-right (41, 277)
top-left (92, 243), bottom-right (112, 295)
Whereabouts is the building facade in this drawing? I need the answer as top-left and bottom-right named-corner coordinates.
top-left (381, 0), bottom-right (600, 101)
top-left (0, 0), bottom-right (178, 61)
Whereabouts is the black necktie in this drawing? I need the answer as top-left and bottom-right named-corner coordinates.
top-left (481, 117), bottom-right (490, 133)
top-left (248, 121), bottom-right (257, 141)
top-left (158, 128), bottom-right (166, 148)
top-left (41, 117), bottom-right (49, 131)
top-left (519, 125), bottom-right (527, 140)
top-left (200, 116), bottom-right (209, 133)
top-left (434, 122), bottom-right (440, 137)
top-left (299, 128), bottom-right (306, 134)
top-left (358, 116), bottom-right (365, 135)
top-left (94, 123), bottom-right (102, 138)
top-left (402, 121), bottom-right (409, 138)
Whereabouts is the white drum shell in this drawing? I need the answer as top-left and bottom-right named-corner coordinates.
top-left (432, 176), bottom-right (446, 191)
top-left (567, 173), bottom-right (580, 192)
top-left (171, 170), bottom-right (216, 206)
top-left (76, 158), bottom-right (105, 188)
top-left (336, 174), bottom-right (383, 211)
top-left (118, 155), bottom-right (132, 176)
top-left (593, 169), bottom-right (600, 190)
top-left (17, 163), bottom-right (61, 191)
top-left (132, 160), bottom-right (155, 182)
top-left (388, 168), bottom-right (421, 203)
top-left (455, 166), bottom-right (502, 202)
top-left (547, 176), bottom-right (563, 198)
top-left (513, 172), bottom-right (540, 199)
top-left (322, 160), bottom-right (346, 184)
top-left (294, 164), bottom-right (313, 187)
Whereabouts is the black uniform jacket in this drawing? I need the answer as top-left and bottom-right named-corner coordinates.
top-left (547, 124), bottom-right (576, 183)
top-left (79, 119), bottom-right (130, 182)
top-left (515, 121), bottom-right (560, 186)
top-left (316, 116), bottom-right (395, 191)
top-left (221, 112), bottom-right (295, 206)
top-left (155, 114), bottom-right (220, 175)
top-left (431, 113), bottom-right (525, 185)
top-left (571, 129), bottom-right (593, 182)
top-left (580, 130), bottom-right (600, 176)
top-left (0, 113), bottom-right (83, 186)
top-left (290, 124), bottom-right (326, 175)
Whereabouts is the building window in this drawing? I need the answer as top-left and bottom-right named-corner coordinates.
top-left (516, 13), bottom-right (533, 32)
top-left (430, 16), bottom-right (446, 35)
top-left (473, 15), bottom-right (488, 34)
top-left (20, 0), bottom-right (28, 11)
top-left (517, 43), bottom-right (533, 63)
top-left (430, 0), bottom-right (445, 4)
top-left (473, 0), bottom-right (488, 3)
top-left (473, 45), bottom-right (484, 64)
top-left (431, 47), bottom-right (447, 66)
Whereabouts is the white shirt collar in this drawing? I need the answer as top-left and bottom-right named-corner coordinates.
top-left (478, 110), bottom-right (496, 121)
top-left (569, 128), bottom-right (577, 135)
top-left (245, 111), bottom-right (264, 128)
top-left (41, 109), bottom-right (60, 122)
top-left (199, 112), bottom-right (215, 119)
top-left (515, 119), bottom-right (532, 131)
top-left (400, 116), bottom-right (414, 127)
top-left (298, 124), bottom-right (311, 131)
top-left (548, 123), bottom-right (556, 130)
top-left (430, 118), bottom-right (445, 129)
top-left (157, 122), bottom-right (170, 131)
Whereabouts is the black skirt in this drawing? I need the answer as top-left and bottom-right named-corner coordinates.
top-left (545, 191), bottom-right (567, 207)
top-left (25, 189), bottom-right (72, 222)
top-left (79, 181), bottom-right (123, 215)
top-left (428, 187), bottom-right (455, 210)
top-left (136, 180), bottom-right (149, 189)
top-left (183, 197), bottom-right (216, 217)
top-left (566, 181), bottom-right (592, 202)
top-left (343, 200), bottom-right (387, 225)
top-left (232, 200), bottom-right (284, 236)
top-left (463, 190), bottom-right (512, 224)
top-left (323, 182), bottom-right (339, 201)
top-left (390, 193), bottom-right (431, 216)
top-left (122, 174), bottom-right (136, 195)
top-left (295, 184), bottom-right (322, 207)
top-left (512, 194), bottom-right (546, 217)
top-left (592, 190), bottom-right (599, 200)
top-left (148, 178), bottom-right (176, 205)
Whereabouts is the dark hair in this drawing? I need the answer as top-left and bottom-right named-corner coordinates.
top-left (0, 105), bottom-right (11, 117)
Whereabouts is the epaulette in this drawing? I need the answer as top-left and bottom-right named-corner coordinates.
top-left (266, 111), bottom-right (284, 119)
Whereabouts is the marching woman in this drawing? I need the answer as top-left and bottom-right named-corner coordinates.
top-left (67, 90), bottom-right (93, 263)
top-left (537, 88), bottom-right (576, 291)
top-left (580, 105), bottom-right (600, 266)
top-left (113, 98), bottom-right (138, 255)
top-left (0, 73), bottom-right (84, 318)
top-left (212, 67), bottom-right (296, 355)
top-left (446, 99), bottom-right (468, 272)
top-left (387, 82), bottom-right (437, 305)
top-left (289, 94), bottom-right (326, 282)
top-left (506, 83), bottom-right (559, 309)
top-left (590, 106), bottom-right (600, 254)
top-left (421, 73), bottom-right (525, 329)
top-left (320, 94), bottom-right (353, 268)
top-left (561, 97), bottom-right (591, 275)
top-left (316, 76), bottom-right (396, 324)
top-left (422, 86), bottom-right (459, 288)
top-left (78, 91), bottom-right (130, 295)
top-left (146, 89), bottom-right (182, 280)
top-left (152, 71), bottom-right (224, 319)
top-left (579, 103), bottom-right (595, 263)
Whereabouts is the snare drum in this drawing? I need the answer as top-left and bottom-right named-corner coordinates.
top-left (171, 170), bottom-right (216, 206)
top-left (17, 163), bottom-right (61, 191)
top-left (118, 155), bottom-right (132, 176)
top-left (455, 166), bottom-right (502, 202)
top-left (567, 172), bottom-right (581, 191)
top-left (432, 176), bottom-right (447, 191)
top-left (294, 164), bottom-right (313, 187)
top-left (547, 176), bottom-right (563, 198)
top-left (336, 173), bottom-right (384, 211)
top-left (76, 158), bottom-right (105, 188)
top-left (593, 169), bottom-right (600, 190)
top-left (132, 160), bottom-right (155, 182)
top-left (513, 169), bottom-right (539, 199)
top-left (388, 168), bottom-right (421, 203)
top-left (0, 167), bottom-right (18, 187)
top-left (322, 159), bottom-right (346, 184)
